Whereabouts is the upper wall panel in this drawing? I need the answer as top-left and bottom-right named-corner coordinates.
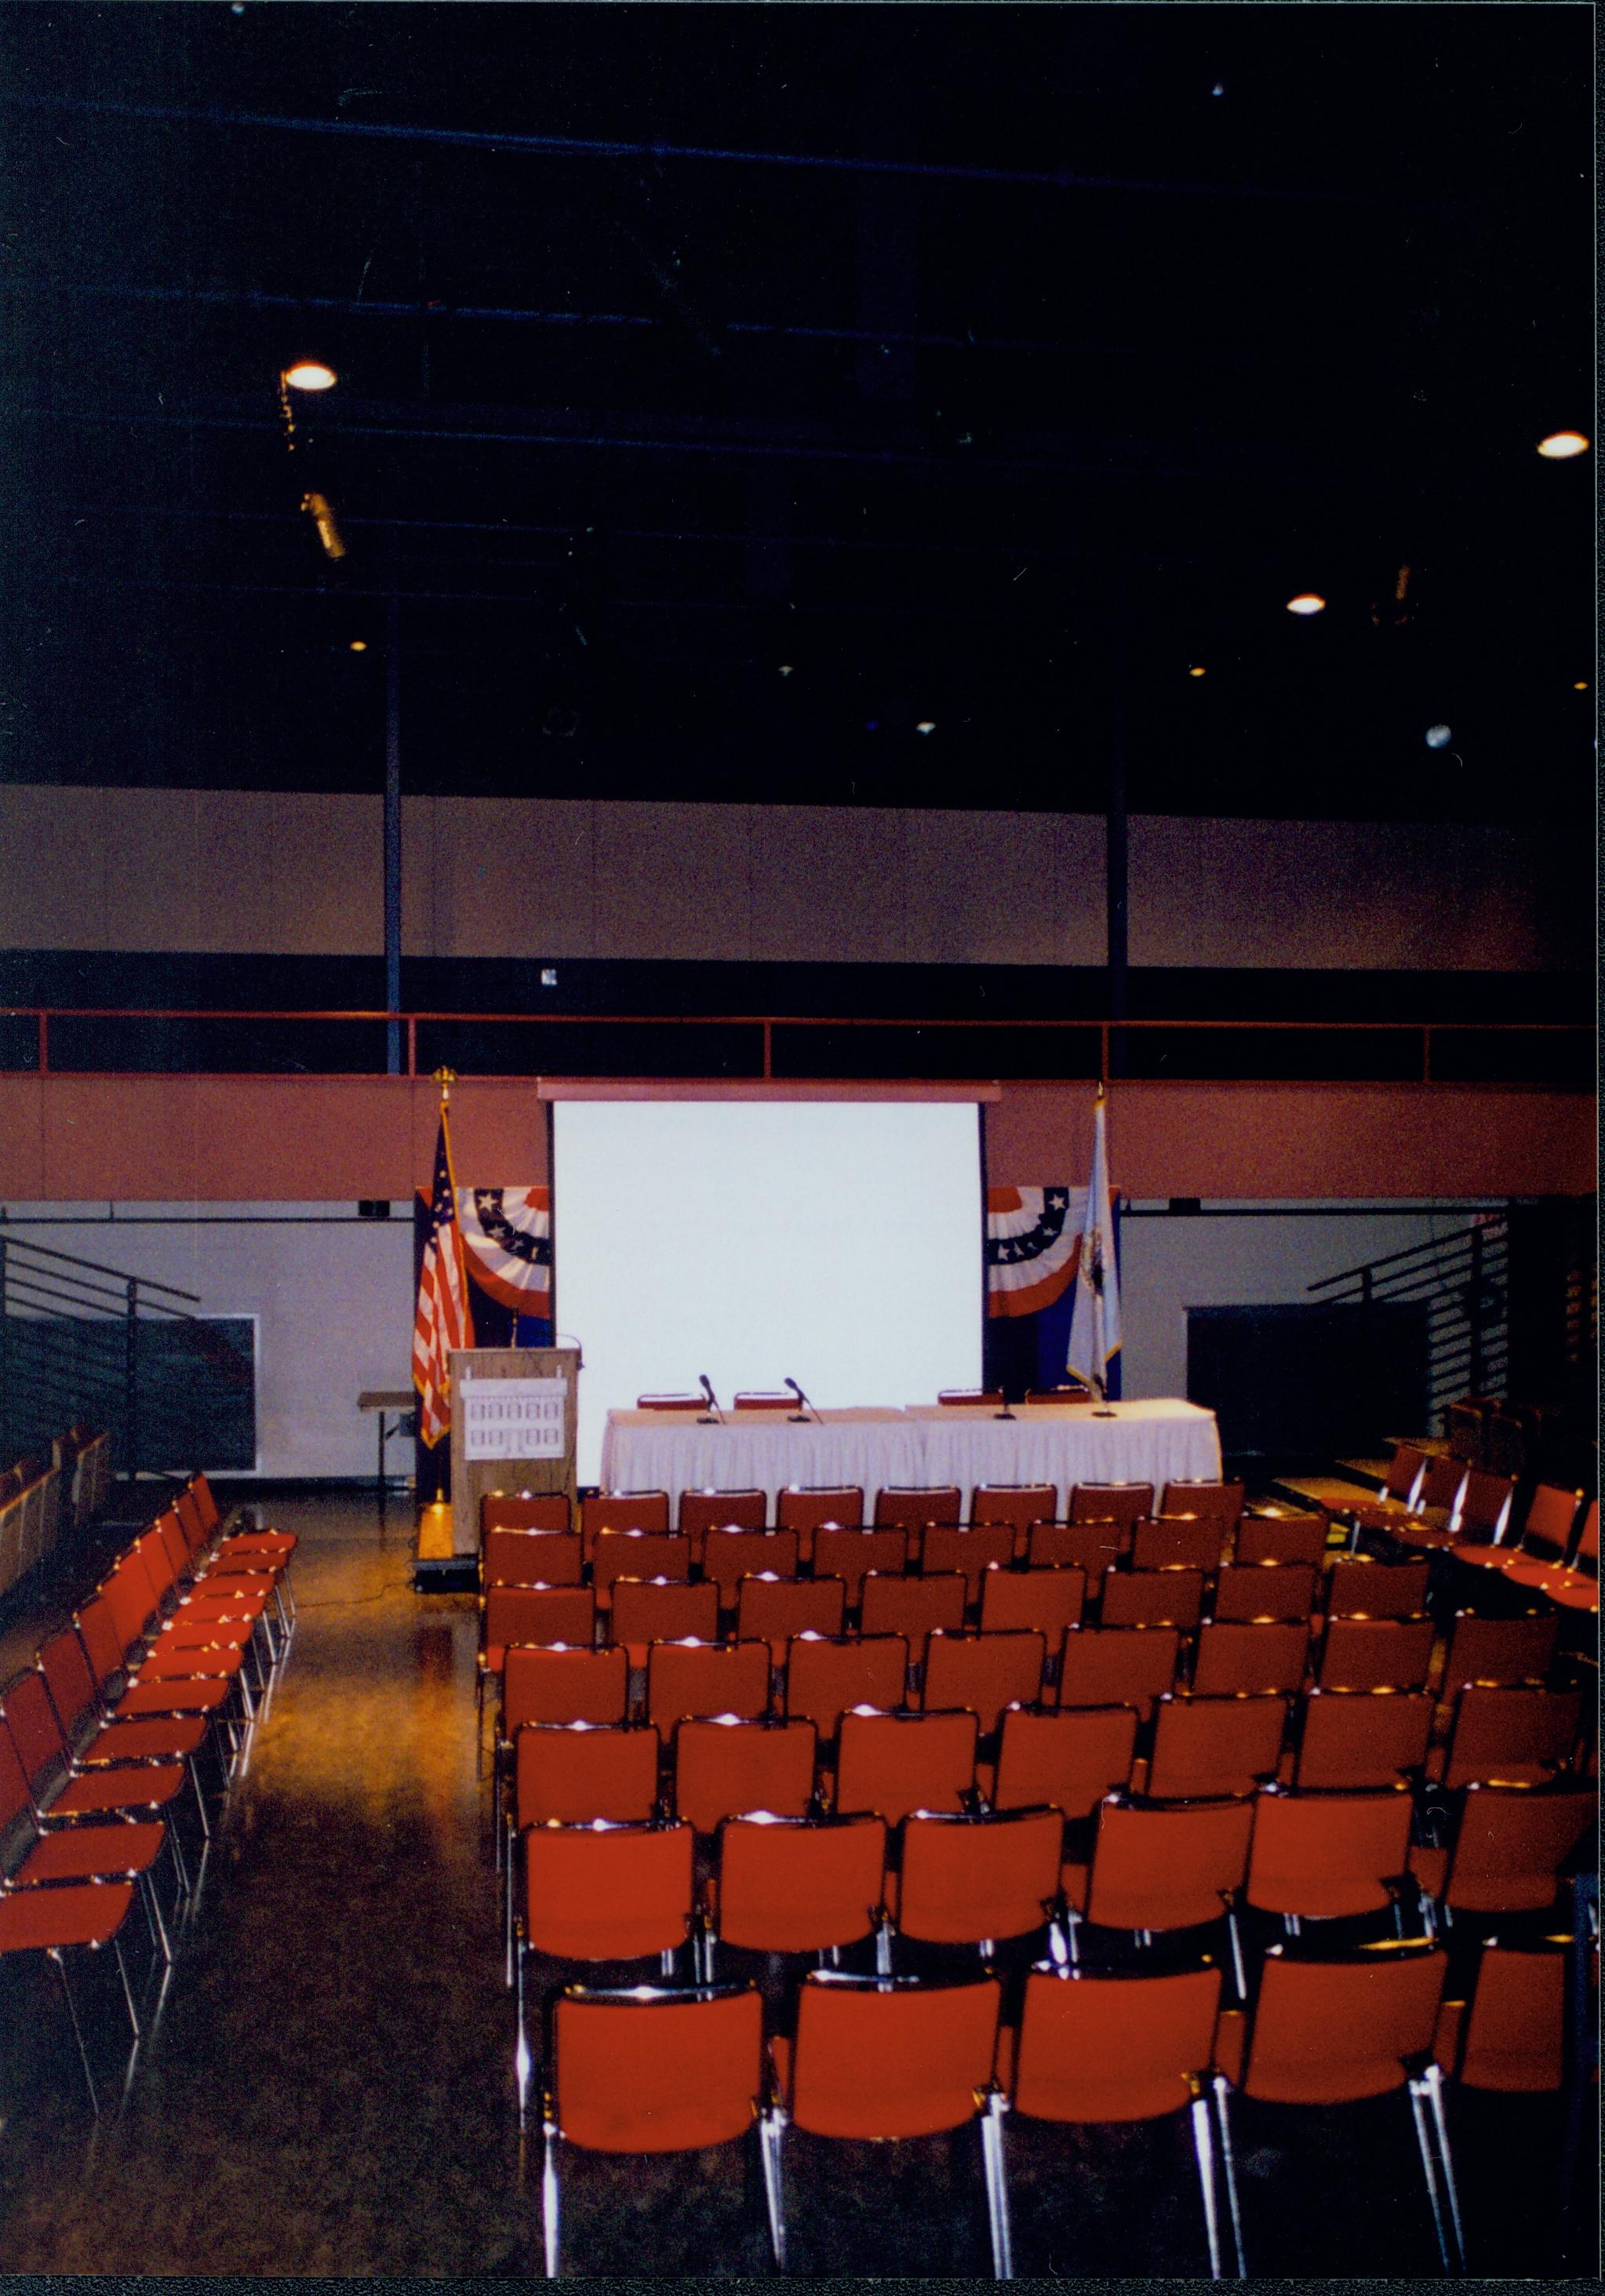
top-left (0, 787), bottom-right (1583, 972)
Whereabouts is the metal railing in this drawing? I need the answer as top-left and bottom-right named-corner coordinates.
top-left (0, 1006), bottom-right (1592, 1085)
top-left (1308, 1211), bottom-right (1512, 1436)
top-left (0, 1229), bottom-right (251, 1482)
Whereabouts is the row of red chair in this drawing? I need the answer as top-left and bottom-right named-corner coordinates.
top-left (0, 1474), bottom-right (295, 2111)
top-left (533, 1931), bottom-right (1573, 2275)
top-left (1347, 1454), bottom-right (1600, 1614)
top-left (482, 1476), bottom-right (1270, 1563)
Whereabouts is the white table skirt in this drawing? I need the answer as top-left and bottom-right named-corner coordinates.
top-left (599, 1399), bottom-right (1221, 1516)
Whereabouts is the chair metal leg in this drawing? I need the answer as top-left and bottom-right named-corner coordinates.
top-left (981, 2090), bottom-right (1014, 2280)
top-left (139, 1869), bottom-right (172, 1965)
top-left (515, 1946), bottom-right (531, 2132)
top-left (1212, 2076), bottom-right (1246, 2277)
top-left (1407, 2076), bottom-right (1452, 2274)
top-left (111, 1934), bottom-right (140, 2038)
top-left (187, 1752), bottom-right (213, 1842)
top-left (1226, 1908), bottom-right (1248, 2004)
top-left (541, 2120), bottom-right (561, 2277)
top-left (759, 2109), bottom-right (788, 2270)
top-left (49, 1948), bottom-right (100, 2116)
top-left (1191, 2093), bottom-right (1223, 2279)
top-left (1421, 2063), bottom-right (1465, 2272)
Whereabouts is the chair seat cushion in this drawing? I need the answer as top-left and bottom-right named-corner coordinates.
top-left (49, 1763), bottom-right (184, 1815)
top-left (115, 1677), bottom-right (231, 1716)
top-left (0, 1880), bottom-right (133, 1952)
top-left (84, 1715), bottom-right (209, 1763)
top-left (20, 1821), bottom-right (166, 1883)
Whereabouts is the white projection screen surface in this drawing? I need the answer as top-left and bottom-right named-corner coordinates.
top-left (553, 1098), bottom-right (984, 1485)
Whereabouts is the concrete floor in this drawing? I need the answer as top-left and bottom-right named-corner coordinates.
top-left (0, 1493), bottom-right (1592, 2277)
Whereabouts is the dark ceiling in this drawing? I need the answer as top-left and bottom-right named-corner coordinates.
top-left (2, 3), bottom-right (1595, 821)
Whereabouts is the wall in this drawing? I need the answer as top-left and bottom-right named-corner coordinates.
top-left (1, 1204), bottom-right (413, 1479)
top-left (0, 1074), bottom-right (1591, 1203)
top-left (0, 786), bottom-right (1585, 972)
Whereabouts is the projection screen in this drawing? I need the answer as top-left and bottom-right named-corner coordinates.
top-left (552, 1097), bottom-right (984, 1486)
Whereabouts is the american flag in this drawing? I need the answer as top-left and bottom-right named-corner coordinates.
top-left (413, 1107), bottom-right (473, 1447)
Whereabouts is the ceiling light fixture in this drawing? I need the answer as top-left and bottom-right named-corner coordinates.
top-left (348, 640), bottom-right (367, 653)
top-left (1188, 665), bottom-right (1206, 678)
top-left (1573, 680), bottom-right (1589, 691)
top-left (282, 361), bottom-right (337, 392)
top-left (1285, 593), bottom-right (1326, 616)
top-left (1425, 724), bottom-right (1452, 748)
top-left (915, 720), bottom-right (936, 735)
top-left (1536, 431), bottom-right (1589, 459)
top-left (777, 664), bottom-right (793, 677)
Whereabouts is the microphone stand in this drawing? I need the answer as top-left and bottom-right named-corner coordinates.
top-left (697, 1377), bottom-right (726, 1426)
top-left (784, 1378), bottom-right (820, 1425)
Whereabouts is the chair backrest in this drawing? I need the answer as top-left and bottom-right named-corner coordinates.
top-left (1234, 1516), bottom-right (1327, 1567)
top-left (0, 1712), bottom-right (41, 1831)
top-left (1456, 1469), bottom-right (1515, 1542)
top-left (74, 1596), bottom-right (127, 1693)
top-left (38, 1625), bottom-right (100, 1745)
top-left (522, 1819), bottom-right (694, 1960)
top-left (610, 1577), bottom-right (719, 1658)
top-left (503, 1643), bottom-right (628, 1731)
top-left (833, 1707), bottom-right (978, 1824)
top-left (937, 1389), bottom-right (1003, 1408)
top-left (782, 1971), bottom-right (1001, 2140)
top-left (1323, 1557), bottom-right (1430, 1620)
top-left (153, 1509), bottom-right (191, 1585)
top-left (859, 1570), bottom-right (967, 1650)
top-left (551, 1982), bottom-right (763, 2152)
top-left (0, 1668), bottom-right (68, 1794)
top-left (736, 1574), bottom-right (844, 1661)
top-left (1447, 1399), bottom-right (1487, 1465)
top-left (189, 1472), bottom-right (224, 1532)
top-left (775, 1486), bottom-right (865, 1541)
top-left (1453, 1942), bottom-right (1567, 2093)
top-left (672, 1716), bottom-right (817, 1835)
top-left (515, 1721), bottom-right (661, 1827)
top-left (1083, 1795), bottom-right (1254, 1932)
top-left (714, 1813), bottom-right (886, 1953)
top-left (992, 1703), bottom-right (1137, 1821)
top-left (1098, 1566), bottom-right (1204, 1632)
top-left (1517, 1483), bottom-right (1583, 1564)
top-left (1483, 1413), bottom-right (1528, 1482)
top-left (1570, 1500), bottom-right (1599, 1575)
top-left (1028, 1520), bottom-right (1127, 1573)
top-left (699, 1527), bottom-right (799, 1605)
top-left (979, 1564), bottom-right (1086, 1642)
top-left (592, 1531), bottom-right (691, 1603)
top-left (1442, 1784), bottom-right (1596, 1915)
top-left (482, 1527), bottom-right (582, 1587)
top-left (102, 1553), bottom-right (155, 1652)
top-left (920, 1629), bottom-right (1046, 1734)
top-left (784, 1633), bottom-right (908, 1740)
top-left (1131, 1516), bottom-right (1224, 1573)
top-left (1383, 1442), bottom-right (1430, 1502)
top-left (1145, 1693), bottom-right (1288, 1800)
top-left (1191, 1620), bottom-right (1310, 1699)
top-left (482, 1491), bottom-right (571, 1536)
top-left (1210, 1562), bottom-right (1316, 1625)
top-left (646, 1637), bottom-right (771, 1734)
top-left (1417, 1455), bottom-right (1469, 1517)
top-left (483, 1585), bottom-right (595, 1667)
top-left (732, 1392), bottom-right (793, 1412)
top-left (810, 1526), bottom-right (907, 1607)
top-left (1024, 1384), bottom-right (1090, 1406)
top-left (1242, 1945), bottom-right (1447, 2103)
top-left (1438, 1686), bottom-right (1582, 1792)
top-left (677, 1489), bottom-right (767, 1541)
top-left (636, 1393), bottom-right (704, 1410)
top-left (1159, 1480), bottom-right (1245, 1531)
top-left (1244, 1785), bottom-right (1414, 1919)
top-left (1010, 1963), bottom-right (1224, 2123)
top-left (970, 1485), bottom-right (1056, 1534)
top-left (1068, 1483), bottom-right (1152, 1531)
top-left (1316, 1615), bottom-right (1435, 1692)
top-left (1439, 1610), bottom-right (1558, 1695)
top-left (580, 1490), bottom-right (670, 1559)
top-left (896, 1807), bottom-right (1064, 1944)
top-left (1056, 1625), bottom-right (1180, 1722)
top-left (133, 1526), bottom-right (178, 1604)
top-left (873, 1486), bottom-right (962, 1531)
top-left (1293, 1687), bottom-right (1433, 1789)
top-left (920, 1523), bottom-right (1017, 1596)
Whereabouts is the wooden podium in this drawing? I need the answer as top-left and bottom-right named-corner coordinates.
top-left (442, 1346), bottom-right (580, 1559)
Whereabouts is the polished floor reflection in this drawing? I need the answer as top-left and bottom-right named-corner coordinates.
top-left (0, 1494), bottom-right (1589, 2277)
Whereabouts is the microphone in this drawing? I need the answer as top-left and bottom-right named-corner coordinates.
top-left (784, 1375), bottom-right (819, 1425)
top-left (697, 1373), bottom-right (726, 1425)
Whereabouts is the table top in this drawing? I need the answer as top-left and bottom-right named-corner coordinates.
top-left (358, 1391), bottom-right (417, 1412)
top-left (606, 1398), bottom-right (1213, 1429)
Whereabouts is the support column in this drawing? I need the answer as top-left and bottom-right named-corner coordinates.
top-left (384, 592), bottom-right (402, 1076)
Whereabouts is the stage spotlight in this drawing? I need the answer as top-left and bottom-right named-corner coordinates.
top-left (349, 640), bottom-right (367, 653)
top-left (1536, 431), bottom-right (1589, 459)
top-left (1188, 665), bottom-right (1206, 678)
top-left (1574, 680), bottom-right (1589, 691)
top-left (301, 491), bottom-right (347, 561)
top-left (915, 720), bottom-right (936, 735)
top-left (1425, 723), bottom-right (1452, 748)
top-left (777, 664), bottom-right (794, 677)
top-left (282, 361), bottom-right (337, 392)
top-left (1286, 592), bottom-right (1326, 615)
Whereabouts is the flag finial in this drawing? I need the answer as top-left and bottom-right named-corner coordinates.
top-left (431, 1065), bottom-right (457, 1106)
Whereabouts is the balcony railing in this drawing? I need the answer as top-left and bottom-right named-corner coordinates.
top-left (0, 1006), bottom-right (1592, 1086)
